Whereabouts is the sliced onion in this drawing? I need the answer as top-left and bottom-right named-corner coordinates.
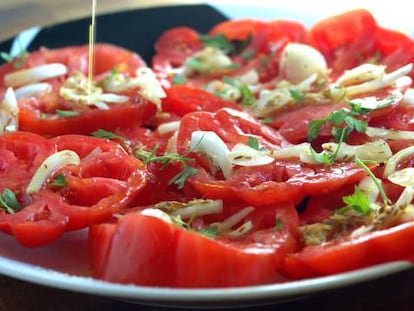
top-left (5, 63), bottom-right (67, 87)
top-left (336, 64), bottom-right (386, 86)
top-left (157, 121), bottom-right (181, 136)
top-left (0, 87), bottom-right (19, 132)
top-left (403, 88), bottom-right (414, 105)
top-left (358, 176), bottom-right (380, 203)
top-left (228, 143), bottom-right (274, 166)
top-left (366, 126), bottom-right (414, 140)
top-left (226, 221), bottom-right (253, 237)
top-left (141, 208), bottom-right (173, 224)
top-left (395, 186), bottom-right (414, 209)
top-left (346, 63), bottom-right (412, 97)
top-left (349, 91), bottom-right (402, 110)
top-left (171, 199), bottom-right (223, 220)
top-left (99, 93), bottom-right (129, 103)
top-left (322, 140), bottom-right (392, 163)
top-left (384, 146), bottom-right (414, 177)
top-left (14, 83), bottom-right (52, 100)
top-left (135, 67), bottom-right (166, 108)
top-left (211, 206), bottom-right (255, 233)
top-left (26, 150), bottom-right (80, 194)
top-left (190, 131), bottom-right (232, 179)
top-left (388, 168), bottom-right (414, 187)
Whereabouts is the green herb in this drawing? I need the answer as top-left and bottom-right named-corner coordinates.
top-left (308, 102), bottom-right (371, 164)
top-left (336, 186), bottom-right (372, 215)
top-left (135, 146), bottom-right (198, 189)
top-left (198, 225), bottom-right (218, 238)
top-left (309, 146), bottom-right (335, 165)
top-left (168, 163), bottom-right (198, 189)
top-left (222, 76), bottom-right (255, 106)
top-left (274, 217), bottom-right (283, 231)
top-left (289, 88), bottom-right (305, 103)
top-left (199, 34), bottom-right (234, 53)
top-left (50, 174), bottom-right (67, 187)
top-left (247, 136), bottom-right (262, 150)
top-left (0, 188), bottom-right (22, 214)
top-left (241, 48), bottom-right (255, 61)
top-left (185, 57), bottom-right (204, 72)
top-left (355, 157), bottom-right (391, 205)
top-left (56, 110), bottom-right (81, 118)
top-left (0, 50), bottom-right (28, 68)
top-left (172, 74), bottom-right (187, 85)
top-left (261, 117), bottom-right (274, 124)
top-left (91, 129), bottom-right (124, 140)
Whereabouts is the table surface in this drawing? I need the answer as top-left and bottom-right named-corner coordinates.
top-left (1, 1), bottom-right (414, 310)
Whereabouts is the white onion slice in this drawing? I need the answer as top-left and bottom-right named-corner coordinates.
top-left (157, 121), bottom-right (181, 136)
top-left (403, 88), bottom-right (414, 105)
top-left (384, 146), bottom-right (414, 177)
top-left (0, 87), bottom-right (19, 132)
top-left (228, 143), bottom-right (274, 167)
top-left (322, 140), bottom-right (392, 163)
top-left (26, 150), bottom-right (80, 194)
top-left (226, 220), bottom-right (253, 237)
top-left (211, 206), bottom-right (255, 233)
top-left (358, 176), bottom-right (380, 203)
top-left (395, 186), bottom-right (414, 208)
top-left (366, 126), bottom-right (414, 140)
top-left (388, 168), bottom-right (414, 187)
top-left (99, 93), bottom-right (129, 103)
top-left (346, 64), bottom-right (412, 97)
top-left (135, 67), bottom-right (166, 108)
top-left (171, 200), bottom-right (223, 220)
top-left (336, 64), bottom-right (386, 86)
top-left (190, 131), bottom-right (232, 179)
top-left (14, 83), bottom-right (52, 100)
top-left (5, 63), bottom-right (68, 87)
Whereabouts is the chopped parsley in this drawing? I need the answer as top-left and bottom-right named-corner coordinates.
top-left (0, 50), bottom-right (28, 68)
top-left (56, 110), bottom-right (81, 118)
top-left (199, 34), bottom-right (234, 54)
top-left (91, 129), bottom-right (124, 140)
top-left (50, 174), bottom-right (68, 187)
top-left (274, 217), bottom-right (283, 231)
top-left (308, 102), bottom-right (371, 164)
top-left (247, 136), bottom-right (263, 150)
top-left (172, 74), bottom-right (187, 85)
top-left (0, 188), bottom-right (22, 214)
top-left (336, 186), bottom-right (372, 215)
top-left (289, 88), bottom-right (306, 103)
top-left (135, 145), bottom-right (198, 189)
top-left (222, 76), bottom-right (255, 106)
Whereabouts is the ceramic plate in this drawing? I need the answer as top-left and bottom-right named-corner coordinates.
top-left (0, 3), bottom-right (413, 308)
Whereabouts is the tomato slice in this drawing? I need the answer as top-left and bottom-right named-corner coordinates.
top-left (283, 220), bottom-right (414, 279)
top-left (0, 133), bottom-right (147, 246)
top-left (162, 85), bottom-right (241, 116)
top-left (0, 44), bottom-right (152, 137)
top-left (89, 202), bottom-right (300, 287)
top-left (310, 9), bottom-right (377, 74)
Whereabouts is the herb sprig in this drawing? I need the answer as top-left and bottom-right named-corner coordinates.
top-left (135, 145), bottom-right (198, 189)
top-left (0, 188), bottom-right (22, 214)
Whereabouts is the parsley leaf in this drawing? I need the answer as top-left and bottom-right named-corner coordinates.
top-left (247, 136), bottom-right (263, 150)
top-left (307, 119), bottom-right (325, 141)
top-left (172, 74), bottom-right (187, 85)
top-left (199, 34), bottom-right (234, 53)
top-left (56, 110), bottom-right (81, 118)
top-left (274, 217), bottom-right (283, 231)
top-left (198, 225), bottom-right (218, 238)
top-left (337, 186), bottom-right (372, 215)
top-left (0, 50), bottom-right (28, 68)
top-left (168, 163), bottom-right (198, 189)
top-left (289, 88), bottom-right (305, 103)
top-left (0, 188), bottom-right (22, 214)
top-left (91, 129), bottom-right (124, 140)
top-left (50, 174), bottom-right (68, 187)
top-left (135, 146), bottom-right (198, 189)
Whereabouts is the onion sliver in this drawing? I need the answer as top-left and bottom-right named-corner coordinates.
top-left (26, 150), bottom-right (80, 194)
top-left (384, 146), bottom-right (414, 177)
top-left (5, 63), bottom-right (68, 87)
top-left (15, 83), bottom-right (52, 100)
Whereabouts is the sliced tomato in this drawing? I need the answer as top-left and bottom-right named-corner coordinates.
top-left (162, 85), bottom-right (241, 116)
top-left (283, 220), bottom-right (414, 279)
top-left (310, 9), bottom-right (377, 74)
top-left (89, 202), bottom-right (300, 287)
top-left (0, 44), bottom-right (152, 137)
top-left (0, 133), bottom-right (147, 247)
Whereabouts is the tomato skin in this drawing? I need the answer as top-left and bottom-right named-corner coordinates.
top-left (89, 204), bottom-right (300, 287)
top-left (162, 85), bottom-right (241, 116)
top-left (0, 133), bottom-right (147, 247)
top-left (283, 221), bottom-right (414, 279)
top-left (310, 9), bottom-right (377, 73)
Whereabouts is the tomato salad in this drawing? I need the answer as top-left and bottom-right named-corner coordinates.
top-left (1, 9), bottom-right (414, 288)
